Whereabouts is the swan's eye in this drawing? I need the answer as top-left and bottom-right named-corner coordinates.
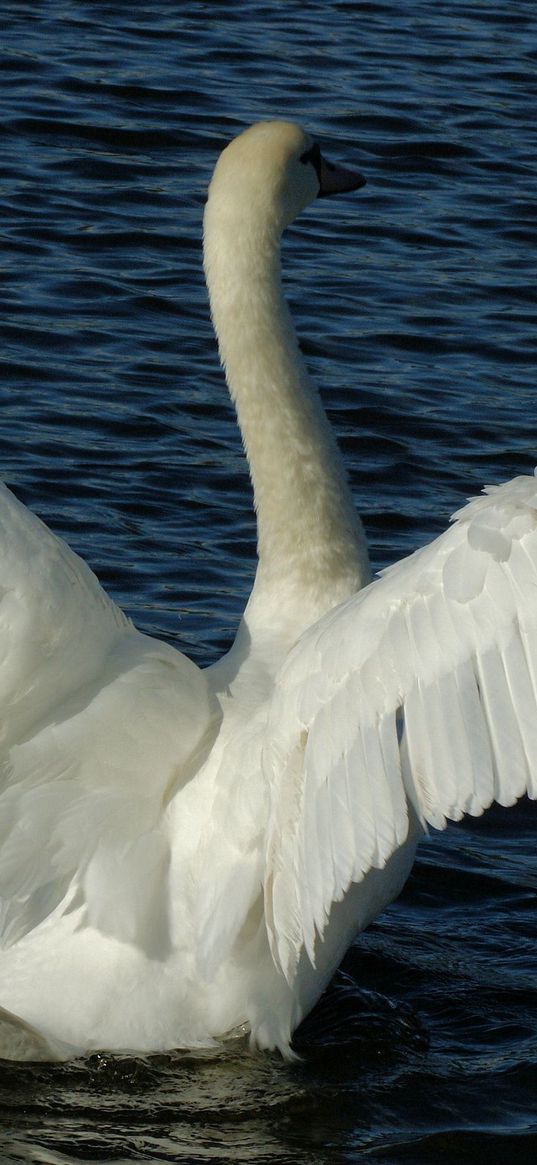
top-left (300, 142), bottom-right (322, 183)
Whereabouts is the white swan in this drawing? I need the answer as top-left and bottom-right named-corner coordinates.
top-left (0, 119), bottom-right (536, 1061)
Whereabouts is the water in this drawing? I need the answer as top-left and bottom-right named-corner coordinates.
top-left (1, 2), bottom-right (537, 1161)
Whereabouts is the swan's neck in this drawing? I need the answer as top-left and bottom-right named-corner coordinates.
top-left (203, 209), bottom-right (371, 635)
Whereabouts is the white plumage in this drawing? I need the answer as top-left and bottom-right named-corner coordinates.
top-left (264, 472), bottom-right (537, 981)
top-left (0, 120), bottom-right (534, 1061)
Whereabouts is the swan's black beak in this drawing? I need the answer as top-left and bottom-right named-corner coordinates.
top-left (318, 154), bottom-right (366, 197)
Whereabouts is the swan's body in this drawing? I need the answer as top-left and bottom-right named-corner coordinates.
top-left (0, 120), bottom-right (536, 1060)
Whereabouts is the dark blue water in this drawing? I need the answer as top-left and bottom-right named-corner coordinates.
top-left (1, 2), bottom-right (537, 1162)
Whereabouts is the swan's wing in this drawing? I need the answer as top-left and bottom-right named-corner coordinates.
top-left (0, 483), bottom-right (212, 952)
top-left (264, 471), bottom-right (537, 982)
top-left (0, 481), bottom-right (131, 744)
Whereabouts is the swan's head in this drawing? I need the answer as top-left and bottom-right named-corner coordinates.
top-left (206, 121), bottom-right (365, 240)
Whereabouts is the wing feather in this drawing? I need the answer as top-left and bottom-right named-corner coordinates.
top-left (264, 471), bottom-right (537, 981)
top-left (0, 484), bottom-right (212, 951)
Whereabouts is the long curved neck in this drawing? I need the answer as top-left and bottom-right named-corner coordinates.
top-left (203, 206), bottom-right (371, 635)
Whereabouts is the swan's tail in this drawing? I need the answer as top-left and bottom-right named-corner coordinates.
top-left (0, 1004), bottom-right (79, 1062)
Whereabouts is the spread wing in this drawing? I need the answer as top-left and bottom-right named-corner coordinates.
top-left (263, 471), bottom-right (537, 982)
top-left (0, 483), bottom-right (212, 952)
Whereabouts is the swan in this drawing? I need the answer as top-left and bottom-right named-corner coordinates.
top-left (0, 119), bottom-right (536, 1061)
